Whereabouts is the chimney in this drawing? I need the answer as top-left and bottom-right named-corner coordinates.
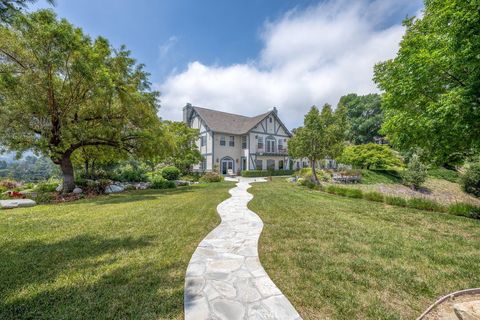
top-left (183, 103), bottom-right (193, 124)
top-left (269, 106), bottom-right (278, 115)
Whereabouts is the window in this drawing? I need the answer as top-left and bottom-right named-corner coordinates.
top-left (279, 160), bottom-right (284, 170)
top-left (278, 139), bottom-right (283, 151)
top-left (241, 136), bottom-right (247, 149)
top-left (255, 159), bottom-right (263, 170)
top-left (269, 117), bottom-right (272, 123)
top-left (220, 135), bottom-right (226, 146)
top-left (267, 159), bottom-right (275, 170)
top-left (266, 137), bottom-right (276, 153)
top-left (257, 137), bottom-right (264, 149)
top-left (200, 159), bottom-right (207, 171)
top-left (229, 136), bottom-right (235, 147)
top-left (200, 135), bottom-right (206, 147)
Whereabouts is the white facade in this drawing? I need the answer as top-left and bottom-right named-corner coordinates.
top-left (184, 105), bottom-right (292, 175)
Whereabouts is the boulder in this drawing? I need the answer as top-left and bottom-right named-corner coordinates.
top-left (0, 199), bottom-right (37, 209)
top-left (105, 184), bottom-right (124, 194)
top-left (175, 180), bottom-right (190, 186)
top-left (72, 187), bottom-right (83, 194)
top-left (454, 301), bottom-right (480, 320)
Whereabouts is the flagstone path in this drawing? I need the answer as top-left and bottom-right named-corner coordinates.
top-left (184, 177), bottom-right (301, 320)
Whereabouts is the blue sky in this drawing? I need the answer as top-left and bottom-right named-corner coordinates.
top-left (32, 0), bottom-right (423, 128)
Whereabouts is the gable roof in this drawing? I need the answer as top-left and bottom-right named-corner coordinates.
top-left (191, 106), bottom-right (274, 135)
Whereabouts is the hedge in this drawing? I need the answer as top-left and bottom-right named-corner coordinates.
top-left (241, 170), bottom-right (294, 177)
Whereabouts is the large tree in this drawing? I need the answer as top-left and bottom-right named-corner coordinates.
top-left (162, 121), bottom-right (202, 175)
top-left (338, 93), bottom-right (383, 145)
top-left (289, 104), bottom-right (347, 184)
top-left (374, 0), bottom-right (480, 165)
top-left (0, 10), bottom-right (166, 192)
top-left (0, 0), bottom-right (54, 23)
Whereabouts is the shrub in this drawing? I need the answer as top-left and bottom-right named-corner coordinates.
top-left (363, 191), bottom-right (384, 202)
top-left (0, 186), bottom-right (6, 193)
top-left (182, 173), bottom-right (201, 182)
top-left (461, 162), bottom-right (480, 197)
top-left (241, 170), bottom-right (295, 177)
top-left (325, 185), bottom-right (337, 194)
top-left (338, 143), bottom-right (403, 169)
top-left (161, 166), bottom-right (181, 181)
top-left (448, 203), bottom-right (480, 219)
top-left (34, 179), bottom-right (60, 193)
top-left (199, 172), bottom-right (223, 183)
top-left (407, 198), bottom-right (445, 212)
top-left (385, 196), bottom-right (408, 207)
top-left (115, 163), bottom-right (148, 182)
top-left (344, 188), bottom-right (363, 198)
top-left (0, 179), bottom-right (18, 190)
top-left (34, 192), bottom-right (55, 204)
top-left (402, 154), bottom-right (428, 190)
top-left (299, 178), bottom-right (317, 189)
top-left (150, 176), bottom-right (176, 189)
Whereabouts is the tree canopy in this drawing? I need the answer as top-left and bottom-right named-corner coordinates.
top-left (0, 10), bottom-right (168, 191)
top-left (288, 104), bottom-right (347, 183)
top-left (338, 93), bottom-right (383, 145)
top-left (0, 0), bottom-right (54, 24)
top-left (374, 0), bottom-right (480, 165)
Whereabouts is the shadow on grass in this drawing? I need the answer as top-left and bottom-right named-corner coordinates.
top-left (92, 187), bottom-right (196, 206)
top-left (0, 235), bottom-right (185, 319)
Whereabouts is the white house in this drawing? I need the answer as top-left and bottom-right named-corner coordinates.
top-left (183, 104), bottom-right (292, 175)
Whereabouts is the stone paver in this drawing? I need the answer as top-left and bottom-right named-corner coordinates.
top-left (184, 177), bottom-right (301, 319)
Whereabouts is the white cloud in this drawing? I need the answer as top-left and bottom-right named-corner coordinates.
top-left (157, 0), bottom-right (421, 129)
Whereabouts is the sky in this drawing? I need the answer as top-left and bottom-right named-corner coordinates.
top-left (32, 0), bottom-right (424, 129)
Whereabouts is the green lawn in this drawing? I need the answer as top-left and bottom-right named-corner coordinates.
top-left (249, 179), bottom-right (480, 320)
top-left (0, 182), bottom-right (232, 319)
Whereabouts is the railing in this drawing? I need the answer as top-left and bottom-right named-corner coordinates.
top-left (256, 147), bottom-right (288, 155)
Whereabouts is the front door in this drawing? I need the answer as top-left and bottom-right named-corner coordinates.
top-left (241, 157), bottom-right (246, 171)
top-left (221, 159), bottom-right (234, 175)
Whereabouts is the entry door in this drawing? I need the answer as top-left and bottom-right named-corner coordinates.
top-left (221, 159), bottom-right (234, 175)
top-left (241, 157), bottom-right (246, 171)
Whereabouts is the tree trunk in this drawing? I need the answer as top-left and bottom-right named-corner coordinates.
top-left (61, 154), bottom-right (75, 193)
top-left (311, 158), bottom-right (319, 184)
top-left (84, 159), bottom-right (89, 177)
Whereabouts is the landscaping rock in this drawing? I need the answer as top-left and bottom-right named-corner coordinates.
top-left (105, 184), bottom-right (124, 194)
top-left (0, 199), bottom-right (37, 209)
top-left (72, 187), bottom-right (83, 194)
top-left (175, 180), bottom-right (190, 186)
top-left (454, 301), bottom-right (480, 320)
top-left (56, 184), bottom-right (63, 192)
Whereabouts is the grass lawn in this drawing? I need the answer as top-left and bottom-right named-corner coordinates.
top-left (0, 182), bottom-right (233, 319)
top-left (249, 178), bottom-right (480, 320)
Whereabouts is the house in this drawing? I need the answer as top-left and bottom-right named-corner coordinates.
top-left (183, 103), bottom-right (292, 175)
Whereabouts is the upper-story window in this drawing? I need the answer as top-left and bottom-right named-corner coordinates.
top-left (278, 138), bottom-right (283, 151)
top-left (200, 135), bottom-right (206, 147)
top-left (229, 136), bottom-right (235, 147)
top-left (241, 136), bottom-right (247, 149)
top-left (220, 135), bottom-right (226, 146)
top-left (269, 117), bottom-right (272, 123)
top-left (266, 137), bottom-right (276, 153)
top-left (257, 137), bottom-right (264, 149)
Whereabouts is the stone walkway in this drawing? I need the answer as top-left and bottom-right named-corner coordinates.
top-left (184, 177), bottom-right (301, 320)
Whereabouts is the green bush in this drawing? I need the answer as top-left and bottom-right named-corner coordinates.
top-left (161, 166), bottom-right (181, 181)
top-left (150, 176), bottom-right (176, 189)
top-left (299, 178), bottom-right (317, 189)
top-left (338, 143), bottom-right (403, 169)
top-left (385, 196), bottom-right (408, 207)
top-left (448, 203), bottom-right (480, 219)
top-left (407, 198), bottom-right (445, 212)
top-left (115, 163), bottom-right (148, 182)
top-left (402, 154), bottom-right (428, 190)
top-left (241, 170), bottom-right (294, 177)
top-left (363, 191), bottom-right (384, 202)
top-left (182, 173), bottom-right (201, 182)
top-left (199, 172), bottom-right (223, 183)
top-left (461, 162), bottom-right (480, 197)
top-left (0, 185), bottom-right (7, 193)
top-left (34, 179), bottom-right (60, 193)
top-left (344, 188), bottom-right (363, 198)
top-left (34, 192), bottom-right (55, 204)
